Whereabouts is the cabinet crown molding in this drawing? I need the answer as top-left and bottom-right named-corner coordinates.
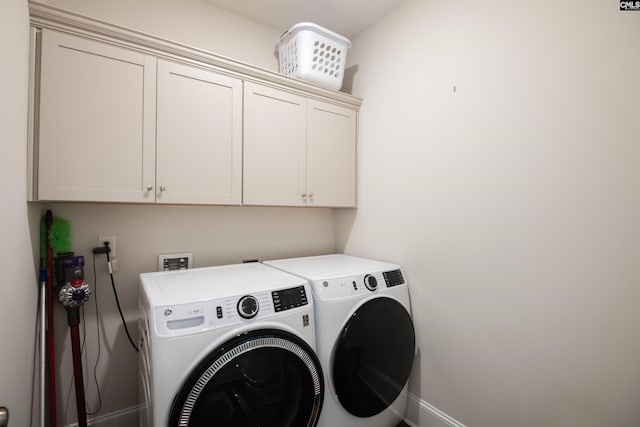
top-left (28, 1), bottom-right (362, 109)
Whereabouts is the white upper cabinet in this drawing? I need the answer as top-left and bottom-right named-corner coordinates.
top-left (306, 100), bottom-right (357, 207)
top-left (156, 60), bottom-right (242, 205)
top-left (243, 82), bottom-right (307, 206)
top-left (243, 82), bottom-right (357, 207)
top-left (37, 29), bottom-right (157, 202)
top-left (36, 30), bottom-right (242, 205)
top-left (31, 7), bottom-right (361, 207)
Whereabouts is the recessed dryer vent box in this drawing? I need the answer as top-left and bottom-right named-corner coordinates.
top-left (158, 253), bottom-right (193, 272)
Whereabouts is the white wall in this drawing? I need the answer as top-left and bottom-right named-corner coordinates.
top-left (34, 0), bottom-right (282, 71)
top-left (0, 0), bottom-right (39, 426)
top-left (338, 1), bottom-right (640, 426)
top-left (30, 1), bottom-right (336, 425)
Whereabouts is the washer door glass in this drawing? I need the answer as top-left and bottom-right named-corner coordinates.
top-left (333, 297), bottom-right (415, 417)
top-left (169, 329), bottom-right (323, 427)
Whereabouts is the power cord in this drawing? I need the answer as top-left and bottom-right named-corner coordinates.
top-left (102, 242), bottom-right (139, 353)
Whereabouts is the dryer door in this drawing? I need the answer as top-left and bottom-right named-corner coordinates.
top-left (332, 297), bottom-right (415, 417)
top-left (169, 329), bottom-right (323, 427)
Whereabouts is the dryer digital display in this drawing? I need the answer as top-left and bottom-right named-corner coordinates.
top-left (383, 269), bottom-right (405, 287)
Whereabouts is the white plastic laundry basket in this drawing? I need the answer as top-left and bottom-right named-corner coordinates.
top-left (275, 22), bottom-right (351, 91)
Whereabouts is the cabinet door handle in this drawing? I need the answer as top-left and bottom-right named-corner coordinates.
top-left (301, 193), bottom-right (307, 200)
top-left (146, 185), bottom-right (153, 191)
top-left (308, 193), bottom-right (313, 198)
top-left (159, 185), bottom-right (166, 192)
top-left (0, 406), bottom-right (8, 427)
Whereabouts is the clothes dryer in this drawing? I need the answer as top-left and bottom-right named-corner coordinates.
top-left (264, 254), bottom-right (415, 427)
top-left (138, 262), bottom-right (323, 427)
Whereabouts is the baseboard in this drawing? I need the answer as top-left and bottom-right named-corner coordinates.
top-left (403, 392), bottom-right (467, 427)
top-left (64, 405), bottom-right (140, 427)
top-left (63, 396), bottom-right (459, 427)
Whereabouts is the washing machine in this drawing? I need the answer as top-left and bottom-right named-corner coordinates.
top-left (264, 254), bottom-right (415, 427)
top-left (138, 262), bottom-right (324, 427)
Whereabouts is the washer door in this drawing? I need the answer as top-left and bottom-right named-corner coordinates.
top-left (169, 329), bottom-right (324, 427)
top-left (333, 297), bottom-right (415, 417)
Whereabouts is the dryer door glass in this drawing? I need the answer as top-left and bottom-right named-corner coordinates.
top-left (333, 297), bottom-right (415, 417)
top-left (169, 329), bottom-right (323, 427)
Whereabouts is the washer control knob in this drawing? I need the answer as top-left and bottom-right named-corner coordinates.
top-left (237, 295), bottom-right (259, 319)
top-left (364, 274), bottom-right (378, 291)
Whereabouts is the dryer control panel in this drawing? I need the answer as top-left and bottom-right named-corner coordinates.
top-left (313, 269), bottom-right (405, 301)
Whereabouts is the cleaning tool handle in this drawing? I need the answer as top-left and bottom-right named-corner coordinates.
top-left (45, 209), bottom-right (57, 427)
top-left (70, 323), bottom-right (88, 427)
top-left (39, 277), bottom-right (46, 427)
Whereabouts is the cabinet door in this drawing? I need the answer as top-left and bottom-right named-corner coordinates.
top-left (37, 29), bottom-right (156, 202)
top-left (156, 60), bottom-right (242, 205)
top-left (243, 82), bottom-right (307, 206)
top-left (307, 100), bottom-right (357, 207)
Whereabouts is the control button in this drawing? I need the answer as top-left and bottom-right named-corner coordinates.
top-left (352, 280), bottom-right (358, 290)
top-left (364, 274), bottom-right (378, 291)
top-left (237, 295), bottom-right (259, 319)
top-left (216, 306), bottom-right (223, 319)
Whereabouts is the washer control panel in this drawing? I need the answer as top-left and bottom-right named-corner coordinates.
top-left (153, 284), bottom-right (310, 337)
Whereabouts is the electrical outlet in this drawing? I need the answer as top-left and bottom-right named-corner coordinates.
top-left (98, 235), bottom-right (116, 257)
